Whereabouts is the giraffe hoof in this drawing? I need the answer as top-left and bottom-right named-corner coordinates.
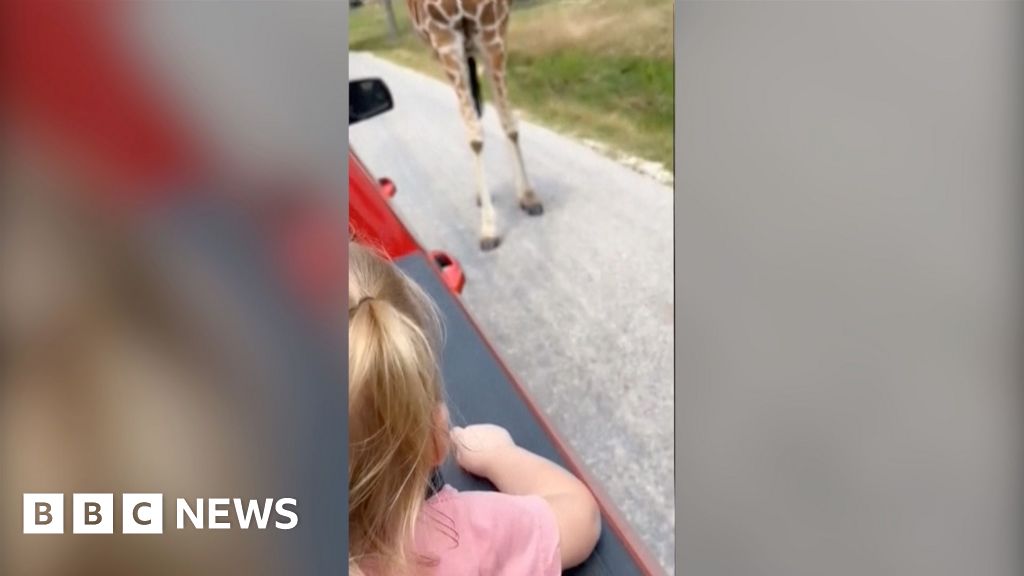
top-left (479, 236), bottom-right (502, 251)
top-left (520, 200), bottom-right (544, 216)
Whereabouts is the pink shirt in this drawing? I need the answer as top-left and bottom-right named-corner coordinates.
top-left (413, 485), bottom-right (562, 575)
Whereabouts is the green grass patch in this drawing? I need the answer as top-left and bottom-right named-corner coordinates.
top-left (350, 0), bottom-right (674, 173)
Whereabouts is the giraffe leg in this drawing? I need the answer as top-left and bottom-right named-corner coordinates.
top-left (436, 41), bottom-right (500, 249)
top-left (480, 38), bottom-right (543, 216)
top-left (472, 142), bottom-right (500, 250)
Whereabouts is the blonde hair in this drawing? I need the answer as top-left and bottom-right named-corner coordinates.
top-left (348, 241), bottom-right (445, 576)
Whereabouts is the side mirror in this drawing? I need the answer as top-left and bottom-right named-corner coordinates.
top-left (349, 78), bottom-right (393, 125)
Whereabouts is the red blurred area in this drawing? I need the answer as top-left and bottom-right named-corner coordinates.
top-left (2, 1), bottom-right (204, 212)
top-left (2, 0), bottom-right (346, 318)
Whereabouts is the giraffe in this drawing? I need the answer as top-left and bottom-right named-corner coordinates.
top-left (405, 0), bottom-right (542, 251)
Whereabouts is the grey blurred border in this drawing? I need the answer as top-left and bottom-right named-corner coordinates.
top-left (675, 1), bottom-right (1022, 575)
top-left (338, 2), bottom-right (352, 572)
top-left (0, 1), bottom-right (352, 573)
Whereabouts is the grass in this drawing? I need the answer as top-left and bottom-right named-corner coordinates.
top-left (349, 0), bottom-right (674, 174)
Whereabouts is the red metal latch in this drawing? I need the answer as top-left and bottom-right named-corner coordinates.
top-left (429, 251), bottom-right (465, 295)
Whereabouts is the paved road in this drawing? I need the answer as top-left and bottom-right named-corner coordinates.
top-left (350, 52), bottom-right (675, 572)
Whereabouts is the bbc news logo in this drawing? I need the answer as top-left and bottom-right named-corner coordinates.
top-left (23, 494), bottom-right (298, 534)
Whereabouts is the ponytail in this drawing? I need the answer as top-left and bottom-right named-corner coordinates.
top-left (348, 242), bottom-right (444, 575)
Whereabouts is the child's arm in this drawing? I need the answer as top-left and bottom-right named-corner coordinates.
top-left (451, 424), bottom-right (602, 569)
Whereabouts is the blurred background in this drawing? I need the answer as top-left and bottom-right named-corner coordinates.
top-left (677, 2), bottom-right (1022, 575)
top-left (2, 2), bottom-right (348, 575)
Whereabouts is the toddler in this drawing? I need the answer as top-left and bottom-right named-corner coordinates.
top-left (348, 241), bottom-right (601, 575)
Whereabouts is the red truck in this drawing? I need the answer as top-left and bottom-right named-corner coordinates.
top-left (350, 78), bottom-right (663, 576)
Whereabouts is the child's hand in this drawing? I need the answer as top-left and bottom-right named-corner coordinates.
top-left (450, 424), bottom-right (516, 478)
top-left (453, 423), bottom-right (601, 570)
